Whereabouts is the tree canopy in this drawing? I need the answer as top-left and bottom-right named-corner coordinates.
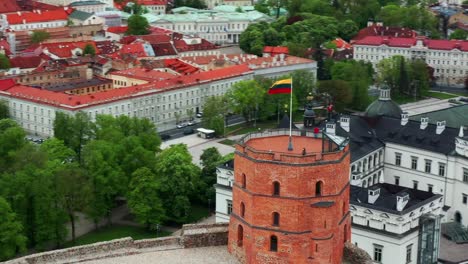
top-left (31, 31), bottom-right (50, 44)
top-left (0, 54), bottom-right (11, 70)
top-left (126, 15), bottom-right (150, 35)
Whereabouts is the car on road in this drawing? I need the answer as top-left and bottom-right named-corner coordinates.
top-left (196, 112), bottom-right (203, 118)
top-left (160, 134), bottom-right (171, 140)
top-left (176, 123), bottom-right (188, 129)
top-left (183, 128), bottom-right (195, 135)
top-left (188, 120), bottom-right (195, 126)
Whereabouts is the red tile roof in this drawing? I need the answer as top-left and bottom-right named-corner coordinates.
top-left (0, 0), bottom-right (20, 13)
top-left (0, 40), bottom-right (12, 56)
top-left (42, 41), bottom-right (99, 58)
top-left (151, 42), bottom-right (177, 56)
top-left (1, 64), bottom-right (252, 109)
top-left (137, 0), bottom-right (167, 5)
top-left (9, 56), bottom-right (42, 69)
top-left (164, 58), bottom-right (199, 74)
top-left (174, 38), bottom-right (217, 52)
top-left (120, 43), bottom-right (148, 57)
top-left (332, 38), bottom-right (352, 49)
top-left (354, 36), bottom-right (468, 51)
top-left (112, 67), bottom-right (177, 81)
top-left (107, 26), bottom-right (128, 34)
top-left (352, 24), bottom-right (417, 43)
top-left (263, 46), bottom-right (289, 54)
top-left (0, 79), bottom-right (16, 91)
top-left (6, 9), bottom-right (72, 25)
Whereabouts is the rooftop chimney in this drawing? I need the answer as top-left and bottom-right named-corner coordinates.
top-left (368, 186), bottom-right (380, 204)
top-left (396, 192), bottom-right (409, 211)
top-left (459, 126), bottom-right (464, 138)
top-left (326, 122), bottom-right (336, 135)
top-left (401, 112), bottom-right (409, 126)
top-left (420, 117), bottom-right (428, 130)
top-left (436, 121), bottom-right (446, 135)
top-left (340, 115), bottom-right (350, 133)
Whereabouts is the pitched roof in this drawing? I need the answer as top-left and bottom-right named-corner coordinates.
top-left (9, 56), bottom-right (42, 69)
top-left (107, 26), bottom-right (128, 34)
top-left (151, 42), bottom-right (177, 56)
top-left (354, 36), bottom-right (468, 51)
top-left (120, 43), bottom-right (148, 57)
top-left (42, 41), bottom-right (99, 58)
top-left (111, 67), bottom-right (177, 81)
top-left (6, 9), bottom-right (72, 25)
top-left (0, 0), bottom-right (20, 13)
top-left (352, 24), bottom-right (417, 42)
top-left (0, 79), bottom-right (16, 91)
top-left (263, 46), bottom-right (289, 54)
top-left (137, 0), bottom-right (167, 5)
top-left (410, 104), bottom-right (468, 129)
top-left (69, 1), bottom-right (105, 6)
top-left (1, 64), bottom-right (252, 109)
top-left (68, 10), bottom-right (94, 21)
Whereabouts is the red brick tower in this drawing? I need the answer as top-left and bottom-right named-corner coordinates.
top-left (228, 128), bottom-right (351, 264)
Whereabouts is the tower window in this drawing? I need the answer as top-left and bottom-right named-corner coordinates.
top-left (240, 202), bottom-right (245, 217)
top-left (241, 173), bottom-right (246, 188)
top-left (273, 181), bottom-right (280, 196)
top-left (316, 181), bottom-right (323, 196)
top-left (237, 225), bottom-right (243, 247)
top-left (272, 212), bottom-right (280, 226)
top-left (270, 235), bottom-right (278, 252)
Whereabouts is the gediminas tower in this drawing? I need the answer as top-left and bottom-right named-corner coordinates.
top-left (228, 125), bottom-right (351, 264)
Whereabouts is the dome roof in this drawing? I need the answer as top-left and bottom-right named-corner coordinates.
top-left (365, 99), bottom-right (403, 118)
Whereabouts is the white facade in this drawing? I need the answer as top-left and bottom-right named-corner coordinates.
top-left (354, 38), bottom-right (468, 86)
top-left (144, 4), bottom-right (166, 15)
top-left (70, 2), bottom-right (106, 13)
top-left (36, 0), bottom-right (114, 8)
top-left (215, 161), bottom-right (234, 223)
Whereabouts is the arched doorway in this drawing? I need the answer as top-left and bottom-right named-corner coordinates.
top-left (455, 211), bottom-right (462, 224)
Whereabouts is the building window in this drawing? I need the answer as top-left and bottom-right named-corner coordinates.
top-left (395, 153), bottom-right (401, 166)
top-left (272, 212), bottom-right (280, 226)
top-left (411, 157), bottom-right (418, 170)
top-left (273, 181), bottom-right (280, 196)
top-left (395, 176), bottom-right (400, 186)
top-left (425, 160), bottom-right (432, 173)
top-left (439, 163), bottom-right (446, 176)
top-left (270, 235), bottom-right (278, 252)
top-left (413, 181), bottom-right (418, 190)
top-left (373, 244), bottom-right (383, 262)
top-left (463, 168), bottom-right (468, 183)
top-left (316, 181), bottom-right (323, 196)
top-left (237, 225), bottom-right (243, 247)
top-left (241, 173), bottom-right (246, 188)
top-left (428, 184), bottom-right (433, 193)
top-left (463, 194), bottom-right (467, 205)
top-left (240, 202), bottom-right (245, 217)
top-left (227, 200), bottom-right (232, 215)
top-left (406, 244), bottom-right (412, 263)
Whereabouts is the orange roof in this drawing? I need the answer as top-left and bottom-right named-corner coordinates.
top-left (0, 0), bottom-right (20, 13)
top-left (0, 79), bottom-right (16, 91)
top-left (332, 38), bottom-right (352, 49)
top-left (112, 67), bottom-right (177, 81)
top-left (1, 64), bottom-right (252, 109)
top-left (120, 43), bottom-right (148, 57)
top-left (6, 9), bottom-right (71, 25)
top-left (42, 41), bottom-right (99, 58)
top-left (263, 46), bottom-right (289, 54)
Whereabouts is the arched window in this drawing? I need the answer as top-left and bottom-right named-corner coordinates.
top-left (237, 225), bottom-right (244, 247)
top-left (315, 181), bottom-right (323, 196)
top-left (241, 173), bottom-right (246, 188)
top-left (351, 165), bottom-right (355, 172)
top-left (455, 211), bottom-right (462, 223)
top-left (272, 212), bottom-right (280, 226)
top-left (363, 179), bottom-right (367, 188)
top-left (373, 153), bottom-right (377, 167)
top-left (368, 156), bottom-right (372, 169)
top-left (240, 202), bottom-right (245, 217)
top-left (273, 181), bottom-right (280, 196)
top-left (270, 235), bottom-right (278, 252)
top-left (373, 174), bottom-right (377, 185)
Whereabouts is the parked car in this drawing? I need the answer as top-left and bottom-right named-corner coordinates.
top-left (160, 134), bottom-right (171, 140)
top-left (183, 128), bottom-right (195, 135)
top-left (196, 112), bottom-right (203, 118)
top-left (176, 123), bottom-right (188, 129)
top-left (188, 120), bottom-right (195, 126)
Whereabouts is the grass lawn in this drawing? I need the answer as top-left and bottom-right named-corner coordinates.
top-left (226, 120), bottom-right (278, 136)
top-left (64, 225), bottom-right (171, 248)
top-left (218, 139), bottom-right (236, 146)
top-left (186, 203), bottom-right (210, 223)
top-left (427, 91), bottom-right (458, 100)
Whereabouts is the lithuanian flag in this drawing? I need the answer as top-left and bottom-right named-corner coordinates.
top-left (268, 78), bottom-right (292, 94)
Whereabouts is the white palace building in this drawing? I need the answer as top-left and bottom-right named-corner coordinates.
top-left (215, 88), bottom-right (468, 264)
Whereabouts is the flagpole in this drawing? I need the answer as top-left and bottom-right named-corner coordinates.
top-left (288, 78), bottom-right (293, 151)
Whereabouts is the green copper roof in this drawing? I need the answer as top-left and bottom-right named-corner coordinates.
top-left (70, 1), bottom-right (105, 6)
top-left (365, 98), bottom-right (403, 118)
top-left (145, 11), bottom-right (273, 23)
top-left (411, 104), bottom-right (468, 128)
top-left (213, 5), bottom-right (255, 13)
top-left (69, 10), bottom-right (94, 21)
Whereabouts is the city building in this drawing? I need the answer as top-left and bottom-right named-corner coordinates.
top-left (36, 0), bottom-right (114, 9)
top-left (69, 0), bottom-right (106, 13)
top-left (1, 8), bottom-right (72, 32)
top-left (137, 0), bottom-right (166, 15)
top-left (353, 36), bottom-right (468, 86)
top-left (227, 128), bottom-right (351, 263)
top-left (68, 10), bottom-right (105, 26)
top-left (350, 183), bottom-right (443, 264)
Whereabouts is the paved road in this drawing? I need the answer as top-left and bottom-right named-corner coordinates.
top-left (432, 85), bottom-right (467, 94)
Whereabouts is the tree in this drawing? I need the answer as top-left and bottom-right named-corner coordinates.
top-left (186, 108), bottom-right (195, 121)
top-left (0, 197), bottom-right (26, 261)
top-left (83, 44), bottom-right (96, 56)
top-left (155, 144), bottom-right (201, 222)
top-left (0, 100), bottom-right (9, 119)
top-left (0, 54), bottom-right (10, 69)
top-left (226, 80), bottom-right (264, 124)
top-left (450, 29), bottom-right (468, 40)
top-left (31, 31), bottom-right (50, 44)
top-left (317, 80), bottom-right (353, 112)
top-left (254, 0), bottom-right (270, 14)
top-left (338, 20), bottom-right (359, 41)
top-left (199, 147), bottom-right (222, 201)
top-left (0, 119), bottom-right (26, 172)
top-left (126, 15), bottom-right (150, 35)
top-left (202, 96), bottom-right (227, 136)
top-left (127, 167), bottom-right (165, 230)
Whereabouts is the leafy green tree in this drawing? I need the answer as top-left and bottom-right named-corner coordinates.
top-left (202, 96), bottom-right (226, 136)
top-left (0, 119), bottom-right (26, 172)
top-left (0, 197), bottom-right (26, 261)
top-left (123, 2), bottom-right (148, 15)
top-left (155, 144), bottom-right (201, 222)
top-left (226, 80), bottom-right (264, 124)
top-left (0, 54), bottom-right (10, 69)
top-left (126, 15), bottom-right (150, 35)
top-left (31, 31), bottom-right (50, 44)
top-left (317, 80), bottom-right (353, 112)
top-left (0, 100), bottom-right (9, 119)
top-left (83, 44), bottom-right (96, 56)
top-left (291, 70), bottom-right (316, 107)
top-left (338, 20), bottom-right (359, 41)
top-left (174, 0), bottom-right (207, 8)
top-left (127, 167), bottom-right (165, 230)
top-left (199, 147), bottom-right (222, 201)
top-left (341, 0), bottom-right (380, 28)
top-left (254, 0), bottom-right (270, 14)
top-left (450, 29), bottom-right (468, 40)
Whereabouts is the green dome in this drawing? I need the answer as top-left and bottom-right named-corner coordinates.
top-left (365, 87), bottom-right (402, 118)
